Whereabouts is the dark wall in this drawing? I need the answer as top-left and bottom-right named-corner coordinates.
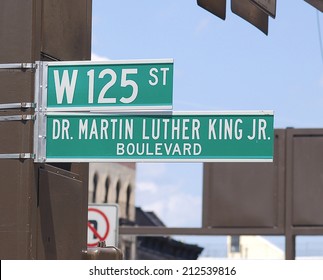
top-left (0, 0), bottom-right (92, 259)
top-left (203, 128), bottom-right (323, 259)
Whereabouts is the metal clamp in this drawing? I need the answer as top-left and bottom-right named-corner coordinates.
top-left (0, 115), bottom-right (34, 122)
top-left (0, 153), bottom-right (35, 160)
top-left (0, 63), bottom-right (36, 70)
top-left (0, 102), bottom-right (36, 110)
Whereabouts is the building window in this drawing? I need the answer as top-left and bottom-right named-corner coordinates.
top-left (92, 172), bottom-right (98, 203)
top-left (231, 235), bottom-right (240, 253)
top-left (115, 181), bottom-right (121, 203)
top-left (126, 185), bottom-right (132, 219)
top-left (124, 242), bottom-right (132, 260)
top-left (104, 176), bottom-right (110, 203)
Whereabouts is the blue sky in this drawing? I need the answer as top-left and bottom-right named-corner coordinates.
top-left (91, 1), bottom-right (323, 257)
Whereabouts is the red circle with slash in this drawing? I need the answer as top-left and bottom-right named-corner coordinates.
top-left (87, 207), bottom-right (110, 247)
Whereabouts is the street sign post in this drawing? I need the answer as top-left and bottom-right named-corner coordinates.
top-left (34, 111), bottom-right (274, 162)
top-left (37, 59), bottom-right (173, 112)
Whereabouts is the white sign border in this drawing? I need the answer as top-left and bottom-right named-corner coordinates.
top-left (42, 59), bottom-right (174, 112)
top-left (40, 110), bottom-right (274, 163)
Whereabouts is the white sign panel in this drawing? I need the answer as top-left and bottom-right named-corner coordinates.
top-left (87, 204), bottom-right (118, 247)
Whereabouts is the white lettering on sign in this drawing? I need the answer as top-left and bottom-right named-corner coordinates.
top-left (54, 70), bottom-right (78, 104)
top-left (50, 117), bottom-right (271, 155)
top-left (149, 67), bottom-right (170, 86)
top-left (142, 118), bottom-right (200, 140)
top-left (247, 119), bottom-right (267, 140)
top-left (116, 142), bottom-right (202, 156)
top-left (120, 69), bottom-right (138, 104)
top-left (87, 68), bottom-right (140, 104)
top-left (52, 119), bottom-right (71, 140)
top-left (54, 68), bottom-right (140, 106)
top-left (51, 63), bottom-right (172, 108)
top-left (78, 118), bottom-right (134, 140)
top-left (208, 119), bottom-right (243, 140)
top-left (97, 68), bottom-right (117, 104)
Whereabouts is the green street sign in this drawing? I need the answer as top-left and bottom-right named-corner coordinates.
top-left (40, 59), bottom-right (173, 111)
top-left (37, 111), bottom-right (274, 162)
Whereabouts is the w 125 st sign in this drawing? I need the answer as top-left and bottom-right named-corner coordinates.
top-left (38, 59), bottom-right (173, 111)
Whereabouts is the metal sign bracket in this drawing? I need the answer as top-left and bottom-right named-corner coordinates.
top-left (0, 115), bottom-right (35, 122)
top-left (33, 61), bottom-right (47, 163)
top-left (0, 103), bottom-right (36, 110)
top-left (0, 63), bottom-right (36, 70)
top-left (0, 153), bottom-right (35, 160)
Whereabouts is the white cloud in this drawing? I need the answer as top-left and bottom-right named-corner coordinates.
top-left (195, 18), bottom-right (211, 34)
top-left (145, 192), bottom-right (201, 228)
top-left (164, 193), bottom-right (201, 227)
top-left (141, 201), bottom-right (166, 220)
top-left (320, 73), bottom-right (323, 88)
top-left (136, 163), bottom-right (168, 179)
top-left (91, 53), bottom-right (110, 61)
top-left (136, 163), bottom-right (203, 227)
top-left (136, 180), bottom-right (202, 228)
top-left (136, 181), bottom-right (158, 194)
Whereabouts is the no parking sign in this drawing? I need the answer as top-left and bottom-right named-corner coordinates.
top-left (87, 203), bottom-right (119, 247)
